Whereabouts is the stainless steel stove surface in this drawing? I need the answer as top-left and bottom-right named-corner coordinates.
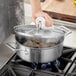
top-left (0, 44), bottom-right (76, 76)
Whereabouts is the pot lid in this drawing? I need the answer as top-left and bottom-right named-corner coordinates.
top-left (14, 25), bottom-right (71, 43)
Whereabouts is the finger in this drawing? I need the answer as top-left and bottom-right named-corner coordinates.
top-left (44, 14), bottom-right (53, 27)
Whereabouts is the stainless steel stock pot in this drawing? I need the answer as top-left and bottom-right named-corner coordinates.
top-left (14, 24), bottom-right (71, 63)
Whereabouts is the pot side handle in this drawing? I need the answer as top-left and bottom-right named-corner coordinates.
top-left (55, 26), bottom-right (72, 36)
top-left (6, 42), bottom-right (30, 54)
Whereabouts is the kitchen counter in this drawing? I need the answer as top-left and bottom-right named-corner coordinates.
top-left (41, 0), bottom-right (76, 22)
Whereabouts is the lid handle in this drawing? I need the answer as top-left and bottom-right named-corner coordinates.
top-left (36, 17), bottom-right (53, 30)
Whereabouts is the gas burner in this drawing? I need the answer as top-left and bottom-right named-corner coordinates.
top-left (36, 62), bottom-right (52, 70)
top-left (36, 60), bottom-right (61, 71)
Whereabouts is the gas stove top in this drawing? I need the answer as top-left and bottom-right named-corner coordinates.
top-left (0, 42), bottom-right (76, 76)
top-left (0, 27), bottom-right (75, 76)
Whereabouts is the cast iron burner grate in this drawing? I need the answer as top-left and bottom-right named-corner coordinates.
top-left (2, 47), bottom-right (76, 76)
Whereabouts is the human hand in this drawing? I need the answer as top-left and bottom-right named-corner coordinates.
top-left (32, 11), bottom-right (53, 27)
